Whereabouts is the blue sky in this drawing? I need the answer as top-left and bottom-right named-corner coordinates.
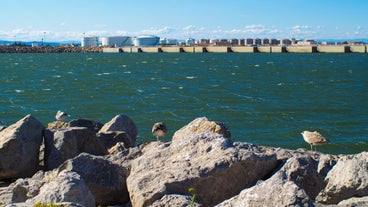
top-left (1, 0), bottom-right (367, 41)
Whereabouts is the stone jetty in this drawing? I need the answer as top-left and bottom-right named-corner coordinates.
top-left (0, 45), bottom-right (102, 53)
top-left (0, 115), bottom-right (367, 207)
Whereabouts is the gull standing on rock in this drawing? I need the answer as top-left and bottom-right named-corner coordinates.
top-left (152, 122), bottom-right (168, 141)
top-left (301, 130), bottom-right (329, 151)
top-left (55, 110), bottom-right (70, 121)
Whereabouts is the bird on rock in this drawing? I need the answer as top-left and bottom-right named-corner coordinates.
top-left (152, 122), bottom-right (168, 141)
top-left (301, 130), bottom-right (329, 151)
top-left (55, 110), bottom-right (70, 121)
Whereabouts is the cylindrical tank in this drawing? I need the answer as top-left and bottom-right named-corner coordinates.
top-left (159, 38), bottom-right (177, 45)
top-left (101, 36), bottom-right (132, 47)
top-left (133, 35), bottom-right (159, 46)
top-left (81, 36), bottom-right (98, 47)
top-left (185, 38), bottom-right (195, 46)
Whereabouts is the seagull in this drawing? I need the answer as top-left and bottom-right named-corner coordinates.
top-left (301, 130), bottom-right (329, 151)
top-left (152, 122), bottom-right (168, 141)
top-left (55, 110), bottom-right (70, 121)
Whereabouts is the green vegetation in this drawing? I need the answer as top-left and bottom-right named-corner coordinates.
top-left (188, 187), bottom-right (197, 207)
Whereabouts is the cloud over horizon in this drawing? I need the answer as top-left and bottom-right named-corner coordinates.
top-left (1, 24), bottom-right (367, 42)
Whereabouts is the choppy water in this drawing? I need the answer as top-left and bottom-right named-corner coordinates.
top-left (0, 53), bottom-right (367, 155)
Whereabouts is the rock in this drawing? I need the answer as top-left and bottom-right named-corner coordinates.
top-left (98, 131), bottom-right (135, 149)
top-left (172, 117), bottom-right (231, 140)
top-left (335, 196), bottom-right (368, 207)
top-left (216, 157), bottom-right (316, 207)
top-left (43, 127), bottom-right (107, 170)
top-left (57, 153), bottom-right (130, 206)
top-left (316, 152), bottom-right (368, 204)
top-left (47, 121), bottom-right (69, 129)
top-left (107, 142), bottom-right (127, 154)
top-left (0, 172), bottom-right (45, 205)
top-left (282, 156), bottom-right (326, 199)
top-left (0, 115), bottom-right (44, 179)
top-left (150, 194), bottom-right (203, 207)
top-left (69, 119), bottom-right (103, 133)
top-left (99, 114), bottom-right (137, 143)
top-left (126, 117), bottom-right (278, 207)
top-left (0, 121), bottom-right (6, 132)
top-left (25, 170), bottom-right (95, 207)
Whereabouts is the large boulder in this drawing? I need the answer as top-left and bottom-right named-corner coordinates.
top-left (25, 170), bottom-right (95, 207)
top-left (316, 152), bottom-right (368, 204)
top-left (43, 127), bottom-right (107, 170)
top-left (335, 196), bottom-right (368, 207)
top-left (172, 117), bottom-right (231, 140)
top-left (57, 153), bottom-right (130, 206)
top-left (69, 119), bottom-right (103, 133)
top-left (0, 171), bottom-right (46, 205)
top-left (150, 194), bottom-right (203, 207)
top-left (98, 131), bottom-right (135, 149)
top-left (98, 114), bottom-right (137, 146)
top-left (0, 115), bottom-right (44, 179)
top-left (216, 156), bottom-right (317, 206)
top-left (126, 117), bottom-right (278, 207)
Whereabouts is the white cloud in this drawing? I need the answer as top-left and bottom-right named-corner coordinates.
top-left (0, 25), bottom-right (366, 42)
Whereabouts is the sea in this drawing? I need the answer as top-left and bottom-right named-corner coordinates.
top-left (0, 53), bottom-right (367, 155)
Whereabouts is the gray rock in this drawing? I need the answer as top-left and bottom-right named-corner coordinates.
top-left (98, 114), bottom-right (137, 144)
top-left (282, 156), bottom-right (326, 199)
top-left (43, 127), bottom-right (107, 170)
top-left (336, 196), bottom-right (368, 207)
top-left (316, 152), bottom-right (368, 204)
top-left (98, 131), bottom-right (135, 149)
top-left (0, 175), bottom-right (45, 205)
top-left (126, 117), bottom-right (278, 207)
top-left (149, 194), bottom-right (202, 207)
top-left (25, 170), bottom-right (95, 207)
top-left (0, 115), bottom-right (44, 179)
top-left (172, 117), bottom-right (231, 140)
top-left (57, 153), bottom-right (130, 206)
top-left (69, 119), bottom-right (103, 133)
top-left (216, 157), bottom-right (316, 207)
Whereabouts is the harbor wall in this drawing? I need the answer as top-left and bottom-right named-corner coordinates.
top-left (257, 46), bottom-right (271, 53)
top-left (317, 45), bottom-right (349, 53)
top-left (231, 46), bottom-right (256, 53)
top-left (349, 45), bottom-right (366, 53)
top-left (105, 45), bottom-right (367, 53)
top-left (286, 46), bottom-right (317, 53)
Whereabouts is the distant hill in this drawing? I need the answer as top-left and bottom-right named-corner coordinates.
top-left (0, 40), bottom-right (80, 46)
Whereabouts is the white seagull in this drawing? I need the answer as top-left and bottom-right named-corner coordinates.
top-left (55, 110), bottom-right (70, 121)
top-left (152, 122), bottom-right (168, 141)
top-left (301, 130), bottom-right (329, 151)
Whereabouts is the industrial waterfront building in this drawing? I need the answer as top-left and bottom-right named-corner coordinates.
top-left (81, 36), bottom-right (98, 47)
top-left (101, 36), bottom-right (132, 47)
top-left (133, 35), bottom-right (160, 46)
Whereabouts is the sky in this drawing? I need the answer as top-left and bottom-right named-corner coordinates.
top-left (0, 0), bottom-right (367, 42)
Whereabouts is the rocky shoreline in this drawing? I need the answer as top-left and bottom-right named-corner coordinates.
top-left (0, 45), bottom-right (102, 53)
top-left (0, 115), bottom-right (367, 207)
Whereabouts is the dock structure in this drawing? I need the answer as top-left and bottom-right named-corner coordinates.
top-left (103, 45), bottom-right (367, 53)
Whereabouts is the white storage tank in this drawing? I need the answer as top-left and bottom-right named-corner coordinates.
top-left (185, 38), bottom-right (195, 46)
top-left (101, 36), bottom-right (132, 47)
top-left (81, 36), bottom-right (99, 47)
top-left (133, 35), bottom-right (159, 46)
top-left (159, 38), bottom-right (177, 45)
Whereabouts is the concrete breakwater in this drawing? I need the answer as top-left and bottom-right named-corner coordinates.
top-left (1, 45), bottom-right (366, 53)
top-left (104, 45), bottom-right (367, 53)
top-left (0, 45), bottom-right (103, 53)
